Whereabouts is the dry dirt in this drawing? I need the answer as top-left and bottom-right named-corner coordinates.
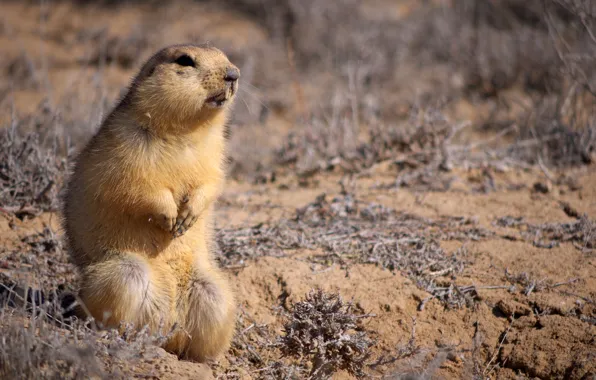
top-left (0, 1), bottom-right (595, 379)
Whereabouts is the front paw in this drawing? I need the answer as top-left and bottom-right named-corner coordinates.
top-left (173, 198), bottom-right (202, 238)
top-left (149, 211), bottom-right (177, 233)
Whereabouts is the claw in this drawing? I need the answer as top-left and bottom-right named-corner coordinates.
top-left (172, 207), bottom-right (200, 238)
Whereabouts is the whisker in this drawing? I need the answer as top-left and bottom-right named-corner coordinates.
top-left (239, 86), bottom-right (270, 111)
top-left (242, 81), bottom-right (262, 92)
top-left (239, 94), bottom-right (253, 116)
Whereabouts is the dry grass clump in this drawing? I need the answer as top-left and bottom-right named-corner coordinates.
top-left (218, 309), bottom-right (309, 379)
top-left (0, 294), bottom-right (175, 380)
top-left (217, 193), bottom-right (487, 310)
top-left (509, 94), bottom-right (596, 167)
top-left (0, 224), bottom-right (180, 378)
top-left (219, 290), bottom-right (375, 379)
top-left (0, 123), bottom-right (66, 216)
top-left (1, 226), bottom-right (76, 292)
top-left (222, 0), bottom-right (594, 103)
top-left (218, 194), bottom-right (492, 268)
top-left (272, 90), bottom-right (591, 191)
top-left (0, 312), bottom-right (102, 379)
top-left (274, 104), bottom-right (417, 174)
top-left (504, 270), bottom-right (550, 296)
top-left (280, 289), bottom-right (373, 379)
top-left (495, 214), bottom-right (595, 252)
top-left (275, 105), bottom-right (475, 190)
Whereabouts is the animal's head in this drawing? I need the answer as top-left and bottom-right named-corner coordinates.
top-left (128, 44), bottom-right (240, 130)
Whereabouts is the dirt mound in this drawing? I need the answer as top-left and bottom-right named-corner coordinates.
top-left (500, 315), bottom-right (596, 379)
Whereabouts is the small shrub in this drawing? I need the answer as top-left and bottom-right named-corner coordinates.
top-left (0, 123), bottom-right (66, 215)
top-left (280, 289), bottom-right (373, 379)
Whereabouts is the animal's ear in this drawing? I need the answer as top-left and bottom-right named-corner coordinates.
top-left (136, 52), bottom-right (165, 81)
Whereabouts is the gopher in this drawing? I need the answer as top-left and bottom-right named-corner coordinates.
top-left (62, 44), bottom-right (239, 362)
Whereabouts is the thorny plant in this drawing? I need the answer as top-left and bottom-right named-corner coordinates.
top-left (280, 289), bottom-right (373, 379)
top-left (219, 291), bottom-right (374, 380)
top-left (217, 309), bottom-right (309, 380)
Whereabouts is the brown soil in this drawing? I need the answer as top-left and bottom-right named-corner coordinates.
top-left (0, 1), bottom-right (595, 379)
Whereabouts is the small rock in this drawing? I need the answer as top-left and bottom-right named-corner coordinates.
top-left (496, 299), bottom-right (532, 317)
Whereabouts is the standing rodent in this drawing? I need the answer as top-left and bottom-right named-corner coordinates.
top-left (62, 44), bottom-right (239, 362)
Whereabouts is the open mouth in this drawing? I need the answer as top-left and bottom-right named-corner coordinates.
top-left (205, 82), bottom-right (237, 109)
top-left (206, 92), bottom-right (228, 108)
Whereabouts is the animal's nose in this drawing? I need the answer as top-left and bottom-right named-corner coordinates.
top-left (224, 67), bottom-right (240, 82)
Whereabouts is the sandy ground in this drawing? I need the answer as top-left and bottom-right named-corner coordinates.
top-left (0, 1), bottom-right (595, 379)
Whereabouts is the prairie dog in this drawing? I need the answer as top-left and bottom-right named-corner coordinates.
top-left (63, 44), bottom-right (239, 362)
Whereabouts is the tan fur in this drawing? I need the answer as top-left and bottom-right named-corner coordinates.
top-left (63, 44), bottom-right (239, 362)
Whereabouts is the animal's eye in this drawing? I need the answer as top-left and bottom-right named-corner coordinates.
top-left (174, 55), bottom-right (195, 67)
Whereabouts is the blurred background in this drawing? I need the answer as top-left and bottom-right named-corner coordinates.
top-left (1, 0), bottom-right (595, 205)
